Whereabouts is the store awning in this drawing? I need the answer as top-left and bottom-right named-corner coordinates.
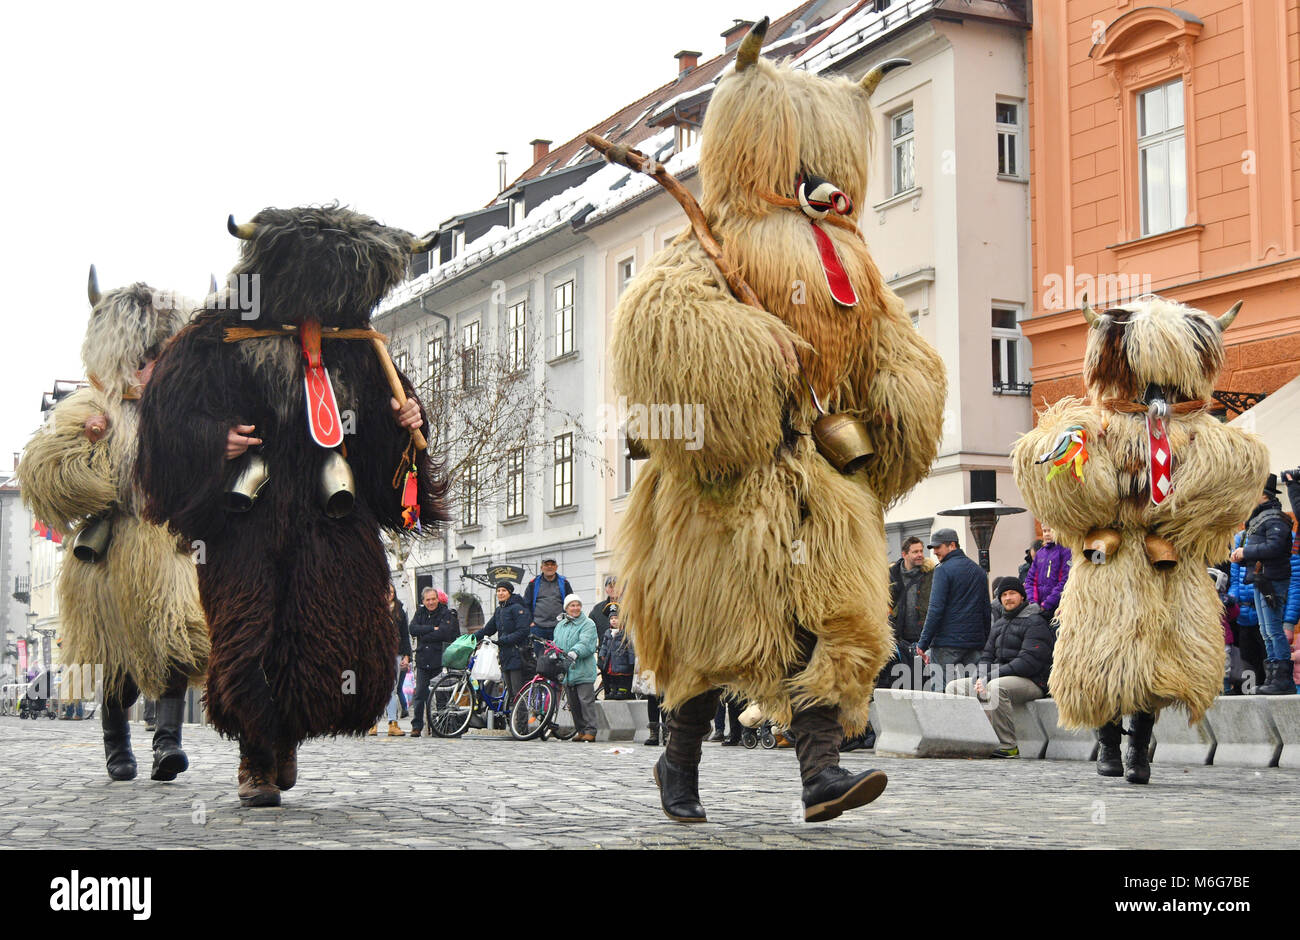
top-left (1229, 374), bottom-right (1300, 471)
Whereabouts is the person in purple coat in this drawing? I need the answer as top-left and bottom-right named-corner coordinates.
top-left (1025, 526), bottom-right (1071, 621)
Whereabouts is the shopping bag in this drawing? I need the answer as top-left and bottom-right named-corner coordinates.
top-left (470, 639), bottom-right (502, 683)
top-left (442, 633), bottom-right (476, 671)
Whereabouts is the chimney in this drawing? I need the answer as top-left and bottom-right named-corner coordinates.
top-left (674, 49), bottom-right (701, 76)
top-left (496, 151), bottom-right (508, 193)
top-left (530, 138), bottom-right (552, 165)
top-left (722, 19), bottom-right (754, 52)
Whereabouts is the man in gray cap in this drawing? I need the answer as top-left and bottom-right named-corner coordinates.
top-left (916, 527), bottom-right (991, 690)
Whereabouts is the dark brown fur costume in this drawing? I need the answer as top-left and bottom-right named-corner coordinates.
top-left (136, 206), bottom-right (448, 754)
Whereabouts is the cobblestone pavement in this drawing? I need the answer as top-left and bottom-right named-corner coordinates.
top-left (3, 716), bottom-right (1298, 849)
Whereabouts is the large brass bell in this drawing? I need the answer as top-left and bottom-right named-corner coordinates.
top-left (1083, 527), bottom-right (1121, 565)
top-left (72, 515), bottom-right (113, 563)
top-left (320, 449), bottom-right (355, 518)
top-left (807, 380), bottom-right (873, 475)
top-left (225, 453), bottom-right (269, 513)
top-left (1143, 533), bottom-right (1179, 570)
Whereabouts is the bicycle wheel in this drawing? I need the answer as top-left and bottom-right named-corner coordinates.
top-left (508, 679), bottom-right (555, 741)
top-left (550, 682), bottom-right (578, 740)
top-left (427, 673), bottom-right (474, 738)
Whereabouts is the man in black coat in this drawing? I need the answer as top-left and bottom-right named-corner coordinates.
top-left (917, 528), bottom-right (992, 690)
top-left (944, 577), bottom-right (1054, 757)
top-left (1230, 473), bottom-right (1296, 695)
top-left (882, 536), bottom-right (935, 690)
top-left (474, 581), bottom-right (532, 706)
top-left (408, 588), bottom-right (460, 737)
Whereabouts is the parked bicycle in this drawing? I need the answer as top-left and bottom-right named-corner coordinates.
top-left (425, 641), bottom-right (513, 738)
top-left (508, 639), bottom-right (577, 742)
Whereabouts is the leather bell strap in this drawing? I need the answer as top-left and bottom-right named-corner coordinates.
top-left (1095, 398), bottom-right (1207, 506)
top-left (299, 319), bottom-right (344, 449)
top-left (758, 188), bottom-right (858, 307)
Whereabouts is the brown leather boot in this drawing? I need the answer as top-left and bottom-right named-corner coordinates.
top-left (387, 720), bottom-right (405, 737)
top-left (237, 756), bottom-right (281, 808)
top-left (274, 744), bottom-right (297, 791)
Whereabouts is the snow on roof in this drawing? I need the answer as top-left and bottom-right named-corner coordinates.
top-left (378, 128), bottom-right (681, 313)
top-left (796, 0), bottom-right (935, 73)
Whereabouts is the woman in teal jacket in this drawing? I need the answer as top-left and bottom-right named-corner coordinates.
top-left (554, 594), bottom-right (599, 742)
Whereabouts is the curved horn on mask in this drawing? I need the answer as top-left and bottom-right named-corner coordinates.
top-left (88, 264), bottom-right (102, 308)
top-left (1081, 292), bottom-right (1099, 327)
top-left (1215, 300), bottom-right (1243, 333)
top-left (860, 58), bottom-right (910, 97)
top-left (227, 215), bottom-right (258, 240)
top-left (409, 232), bottom-right (439, 254)
top-left (735, 16), bottom-right (769, 72)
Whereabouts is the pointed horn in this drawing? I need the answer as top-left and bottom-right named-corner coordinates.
top-left (87, 264), bottom-right (101, 308)
top-left (409, 231), bottom-right (439, 254)
top-left (860, 58), bottom-right (910, 97)
top-left (227, 215), bottom-right (258, 240)
top-left (734, 16), bottom-right (769, 72)
top-left (1081, 292), bottom-right (1099, 327)
top-left (1215, 300), bottom-right (1243, 333)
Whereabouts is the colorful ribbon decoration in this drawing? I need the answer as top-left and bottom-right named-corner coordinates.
top-left (1037, 425), bottom-right (1089, 483)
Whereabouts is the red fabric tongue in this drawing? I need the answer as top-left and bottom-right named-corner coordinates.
top-left (1147, 414), bottom-right (1171, 505)
top-left (810, 221), bottom-right (857, 306)
top-left (300, 320), bottom-right (344, 448)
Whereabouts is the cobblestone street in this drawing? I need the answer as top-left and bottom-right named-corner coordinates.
top-left (4, 716), bottom-right (1299, 850)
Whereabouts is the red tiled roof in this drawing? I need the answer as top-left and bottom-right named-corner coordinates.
top-left (507, 1), bottom-right (832, 189)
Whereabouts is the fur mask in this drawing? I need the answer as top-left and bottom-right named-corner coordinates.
top-left (1081, 294), bottom-right (1242, 404)
top-left (82, 267), bottom-right (194, 400)
top-left (223, 204), bottom-right (433, 329)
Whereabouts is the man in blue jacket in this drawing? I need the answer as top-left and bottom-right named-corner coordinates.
top-left (1230, 474), bottom-right (1295, 694)
top-left (917, 528), bottom-right (991, 690)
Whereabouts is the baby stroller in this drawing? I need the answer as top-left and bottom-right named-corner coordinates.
top-left (19, 670), bottom-right (56, 719)
top-left (737, 701), bottom-right (779, 749)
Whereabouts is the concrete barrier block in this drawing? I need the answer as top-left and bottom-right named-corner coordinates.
top-left (1031, 699), bottom-right (1099, 761)
top-left (871, 689), bottom-right (999, 758)
top-left (1152, 708), bottom-right (1215, 764)
top-left (1262, 696), bottom-right (1300, 769)
top-left (1205, 696), bottom-right (1281, 767)
top-left (1011, 702), bottom-right (1047, 759)
top-left (593, 698), bottom-right (649, 742)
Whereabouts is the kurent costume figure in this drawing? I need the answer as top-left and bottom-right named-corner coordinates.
top-left (136, 206), bottom-right (448, 807)
top-left (20, 269), bottom-right (209, 782)
top-left (612, 23), bottom-right (945, 822)
top-left (1013, 295), bottom-right (1267, 784)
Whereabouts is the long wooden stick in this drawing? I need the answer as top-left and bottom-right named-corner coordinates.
top-left (371, 336), bottom-right (428, 451)
top-left (585, 132), bottom-right (799, 373)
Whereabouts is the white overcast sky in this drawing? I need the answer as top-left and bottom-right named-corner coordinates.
top-left (0, 0), bottom-right (760, 465)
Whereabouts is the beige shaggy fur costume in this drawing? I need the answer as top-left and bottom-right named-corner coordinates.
top-left (20, 281), bottom-right (208, 699)
top-left (612, 54), bottom-right (945, 734)
top-left (1012, 296), bottom-right (1267, 729)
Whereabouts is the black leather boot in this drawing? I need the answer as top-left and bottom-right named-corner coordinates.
top-left (653, 752), bottom-right (707, 822)
top-left (101, 704), bottom-right (137, 781)
top-left (1124, 712), bottom-right (1154, 785)
top-left (150, 697), bottom-right (189, 781)
top-left (802, 766), bottom-right (888, 822)
top-left (1096, 720), bottom-right (1123, 777)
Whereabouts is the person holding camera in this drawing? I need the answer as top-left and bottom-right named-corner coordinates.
top-left (1230, 474), bottom-right (1295, 695)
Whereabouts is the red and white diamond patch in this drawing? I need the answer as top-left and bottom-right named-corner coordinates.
top-left (1147, 415), bottom-right (1172, 505)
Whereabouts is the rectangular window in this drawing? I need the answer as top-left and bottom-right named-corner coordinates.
top-left (553, 433), bottom-right (574, 509)
top-left (553, 279), bottom-right (575, 357)
top-left (461, 459), bottom-right (479, 528)
top-left (992, 307), bottom-right (1027, 394)
top-left (674, 124), bottom-right (699, 153)
top-left (621, 429), bottom-right (641, 496)
top-left (505, 448), bottom-right (525, 519)
top-left (996, 100), bottom-right (1021, 177)
top-left (891, 109), bottom-right (915, 195)
top-left (462, 321), bottom-right (480, 389)
top-left (393, 349), bottom-right (408, 378)
top-left (617, 257), bottom-right (635, 296)
top-left (1137, 79), bottom-right (1187, 237)
top-left (508, 300), bottom-right (527, 373)
top-left (427, 336), bottom-right (444, 390)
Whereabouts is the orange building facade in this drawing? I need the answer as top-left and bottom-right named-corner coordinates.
top-left (1024, 0), bottom-right (1300, 409)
